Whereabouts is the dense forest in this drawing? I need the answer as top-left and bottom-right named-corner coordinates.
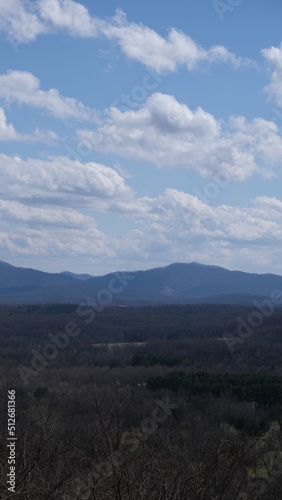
top-left (1, 303), bottom-right (282, 498)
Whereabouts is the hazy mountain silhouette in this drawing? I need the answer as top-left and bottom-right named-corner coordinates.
top-left (0, 261), bottom-right (282, 305)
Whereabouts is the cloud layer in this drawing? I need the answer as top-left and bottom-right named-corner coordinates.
top-left (1, 174), bottom-right (282, 273)
top-left (0, 150), bottom-right (282, 273)
top-left (0, 1), bottom-right (251, 72)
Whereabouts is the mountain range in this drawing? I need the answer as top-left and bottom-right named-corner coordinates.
top-left (0, 260), bottom-right (282, 306)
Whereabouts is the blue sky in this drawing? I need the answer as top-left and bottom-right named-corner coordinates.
top-left (1, 0), bottom-right (282, 275)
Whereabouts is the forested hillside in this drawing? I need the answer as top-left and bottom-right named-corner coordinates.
top-left (1, 303), bottom-right (282, 498)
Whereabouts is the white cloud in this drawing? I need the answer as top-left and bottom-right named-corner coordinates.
top-left (0, 154), bottom-right (133, 207)
top-left (262, 43), bottom-right (282, 107)
top-left (77, 93), bottom-right (282, 180)
top-left (0, 0), bottom-right (100, 44)
top-left (0, 70), bottom-right (98, 122)
top-left (0, 153), bottom-right (125, 261)
top-left (38, 0), bottom-right (101, 37)
top-left (0, 0), bottom-right (47, 43)
top-left (0, 106), bottom-right (58, 142)
top-left (0, 152), bottom-right (133, 266)
top-left (101, 10), bottom-right (251, 72)
top-left (0, 2), bottom-right (252, 72)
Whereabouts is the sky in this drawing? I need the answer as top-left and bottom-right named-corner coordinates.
top-left (0, 0), bottom-right (282, 276)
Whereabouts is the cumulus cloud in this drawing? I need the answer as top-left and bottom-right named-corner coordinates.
top-left (101, 9), bottom-right (251, 72)
top-left (262, 43), bottom-right (282, 107)
top-left (0, 1), bottom-right (251, 72)
top-left (77, 93), bottom-right (282, 180)
top-left (0, 154), bottom-right (133, 207)
top-left (0, 70), bottom-right (98, 122)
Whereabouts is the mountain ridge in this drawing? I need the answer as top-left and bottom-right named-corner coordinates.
top-left (0, 260), bottom-right (282, 305)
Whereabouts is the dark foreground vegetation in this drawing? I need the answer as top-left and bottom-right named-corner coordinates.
top-left (1, 303), bottom-right (282, 499)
